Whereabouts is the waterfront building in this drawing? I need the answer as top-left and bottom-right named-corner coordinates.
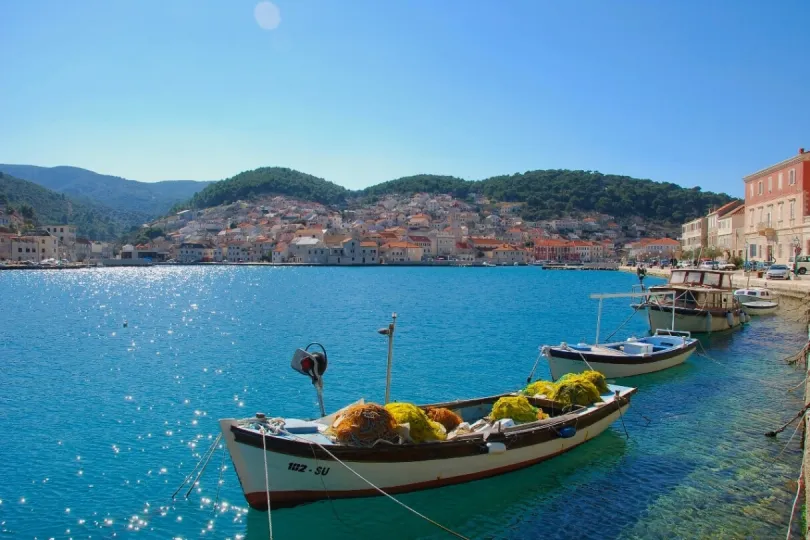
top-left (380, 241), bottom-right (423, 262)
top-left (288, 237), bottom-right (328, 264)
top-left (74, 238), bottom-right (92, 261)
top-left (706, 201), bottom-right (744, 251)
top-left (628, 238), bottom-right (680, 261)
top-left (178, 242), bottom-right (207, 263)
top-left (717, 205), bottom-right (746, 260)
top-left (10, 230), bottom-right (57, 262)
top-left (0, 231), bottom-right (15, 260)
top-left (272, 242), bottom-right (288, 263)
top-left (681, 217), bottom-right (707, 254)
top-left (743, 148), bottom-right (810, 264)
top-left (490, 244), bottom-right (530, 264)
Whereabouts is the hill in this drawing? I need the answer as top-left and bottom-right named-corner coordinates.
top-left (182, 167), bottom-right (348, 209)
top-left (359, 170), bottom-right (733, 225)
top-left (0, 164), bottom-right (212, 217)
top-left (0, 172), bottom-right (147, 240)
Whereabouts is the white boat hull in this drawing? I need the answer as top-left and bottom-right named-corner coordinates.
top-left (647, 306), bottom-right (741, 333)
top-left (219, 396), bottom-right (630, 509)
top-left (741, 302), bottom-right (778, 316)
top-left (547, 347), bottom-right (695, 379)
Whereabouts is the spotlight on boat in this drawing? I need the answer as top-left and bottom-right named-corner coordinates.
top-left (290, 343), bottom-right (328, 416)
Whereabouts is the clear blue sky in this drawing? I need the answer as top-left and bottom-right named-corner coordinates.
top-left (1, 0), bottom-right (808, 194)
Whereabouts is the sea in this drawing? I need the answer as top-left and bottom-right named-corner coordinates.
top-left (0, 266), bottom-right (806, 539)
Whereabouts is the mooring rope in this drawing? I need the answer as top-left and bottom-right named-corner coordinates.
top-left (281, 429), bottom-right (470, 540)
top-left (211, 442), bottom-right (227, 515)
top-left (185, 433), bottom-right (222, 499)
top-left (260, 427), bottom-right (274, 540)
top-left (172, 434), bottom-right (222, 500)
top-left (786, 462), bottom-right (804, 540)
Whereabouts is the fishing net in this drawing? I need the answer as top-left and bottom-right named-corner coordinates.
top-left (549, 376), bottom-right (602, 407)
top-left (385, 402), bottom-right (447, 443)
top-left (523, 380), bottom-right (556, 397)
top-left (425, 407), bottom-right (462, 431)
top-left (331, 403), bottom-right (399, 446)
top-left (490, 396), bottom-right (546, 423)
top-left (557, 371), bottom-right (609, 393)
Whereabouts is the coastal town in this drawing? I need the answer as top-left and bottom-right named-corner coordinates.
top-left (1, 147), bottom-right (808, 269)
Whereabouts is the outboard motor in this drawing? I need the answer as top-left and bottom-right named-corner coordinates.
top-left (291, 343), bottom-right (328, 416)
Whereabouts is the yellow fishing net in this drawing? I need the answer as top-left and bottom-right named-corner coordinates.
top-left (549, 376), bottom-right (602, 407)
top-left (490, 395), bottom-right (547, 423)
top-left (331, 403), bottom-right (399, 446)
top-left (522, 370), bottom-right (607, 407)
top-left (425, 407), bottom-right (462, 431)
top-left (385, 403), bottom-right (447, 443)
top-left (523, 380), bottom-right (556, 397)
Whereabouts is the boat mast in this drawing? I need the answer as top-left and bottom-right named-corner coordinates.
top-left (379, 313), bottom-right (397, 404)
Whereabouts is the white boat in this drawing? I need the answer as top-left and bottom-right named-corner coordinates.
top-left (734, 287), bottom-right (776, 304)
top-left (741, 301), bottom-right (779, 316)
top-left (641, 269), bottom-right (746, 333)
top-left (544, 291), bottom-right (698, 379)
top-left (218, 315), bottom-right (636, 510)
top-left (545, 330), bottom-right (698, 380)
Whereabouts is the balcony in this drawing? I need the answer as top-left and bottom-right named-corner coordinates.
top-left (757, 222), bottom-right (775, 238)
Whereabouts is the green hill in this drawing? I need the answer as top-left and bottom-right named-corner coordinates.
top-left (182, 167), bottom-right (348, 209)
top-left (0, 172), bottom-right (147, 240)
top-left (359, 170), bottom-right (733, 225)
top-left (0, 164), bottom-right (212, 217)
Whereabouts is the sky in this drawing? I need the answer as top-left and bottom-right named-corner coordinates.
top-left (1, 0), bottom-right (808, 195)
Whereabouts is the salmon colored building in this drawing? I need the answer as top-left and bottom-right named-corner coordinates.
top-left (743, 148), bottom-right (810, 264)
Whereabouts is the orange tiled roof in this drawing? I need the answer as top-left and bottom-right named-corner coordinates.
top-left (382, 241), bottom-right (421, 249)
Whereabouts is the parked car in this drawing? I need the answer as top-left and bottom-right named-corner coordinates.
top-left (699, 261), bottom-right (719, 270)
top-left (719, 263), bottom-right (737, 271)
top-left (794, 255), bottom-right (810, 275)
top-left (766, 264), bottom-right (791, 280)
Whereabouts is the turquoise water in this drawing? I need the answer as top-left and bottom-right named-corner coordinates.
top-left (0, 267), bottom-right (805, 539)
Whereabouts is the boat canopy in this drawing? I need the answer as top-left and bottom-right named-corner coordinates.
top-left (667, 269), bottom-right (734, 290)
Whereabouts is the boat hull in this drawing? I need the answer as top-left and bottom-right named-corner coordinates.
top-left (219, 394), bottom-right (631, 509)
top-left (547, 343), bottom-right (696, 379)
top-left (646, 304), bottom-right (741, 333)
top-left (741, 302), bottom-right (778, 316)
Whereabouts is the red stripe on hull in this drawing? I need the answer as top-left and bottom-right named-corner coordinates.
top-left (243, 440), bottom-right (589, 510)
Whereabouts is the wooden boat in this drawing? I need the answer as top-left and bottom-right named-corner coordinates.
top-left (640, 269), bottom-right (746, 333)
top-left (740, 300), bottom-right (779, 316)
top-left (545, 330), bottom-right (698, 379)
top-left (219, 315), bottom-right (636, 510)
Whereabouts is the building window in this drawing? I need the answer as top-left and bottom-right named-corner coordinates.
top-left (758, 181), bottom-right (763, 195)
top-left (749, 184), bottom-right (754, 197)
top-left (778, 172), bottom-right (783, 190)
top-left (778, 244), bottom-right (783, 258)
top-left (750, 244), bottom-right (757, 257)
top-left (768, 177), bottom-right (772, 192)
top-left (790, 199), bottom-right (796, 219)
top-left (789, 169), bottom-right (796, 185)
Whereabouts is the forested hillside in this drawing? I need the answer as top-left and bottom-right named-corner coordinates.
top-left (0, 172), bottom-right (146, 239)
top-left (181, 167), bottom-right (348, 209)
top-left (0, 164), bottom-right (211, 217)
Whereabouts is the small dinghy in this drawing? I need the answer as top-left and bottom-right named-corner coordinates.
top-left (741, 300), bottom-right (778, 316)
top-left (218, 315), bottom-right (636, 510)
top-left (545, 330), bottom-right (698, 379)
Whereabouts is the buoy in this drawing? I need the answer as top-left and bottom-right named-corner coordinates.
top-left (486, 442), bottom-right (507, 454)
top-left (558, 426), bottom-right (577, 438)
top-left (123, 321), bottom-right (128, 328)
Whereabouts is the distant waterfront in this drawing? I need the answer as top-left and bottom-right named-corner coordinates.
top-left (0, 267), bottom-right (805, 539)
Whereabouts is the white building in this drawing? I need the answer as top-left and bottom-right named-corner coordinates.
top-left (288, 237), bottom-right (328, 264)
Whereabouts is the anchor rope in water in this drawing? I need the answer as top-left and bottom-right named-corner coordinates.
top-left (185, 433), bottom-right (222, 499)
top-left (211, 442), bottom-right (227, 514)
top-left (776, 412), bottom-right (805, 459)
top-left (280, 429), bottom-right (470, 540)
top-left (172, 433), bottom-right (221, 500)
top-left (260, 426), bottom-right (274, 540)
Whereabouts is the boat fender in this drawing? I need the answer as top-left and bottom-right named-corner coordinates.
top-left (725, 311), bottom-right (734, 327)
top-left (558, 426), bottom-right (577, 439)
top-left (486, 442), bottom-right (507, 454)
